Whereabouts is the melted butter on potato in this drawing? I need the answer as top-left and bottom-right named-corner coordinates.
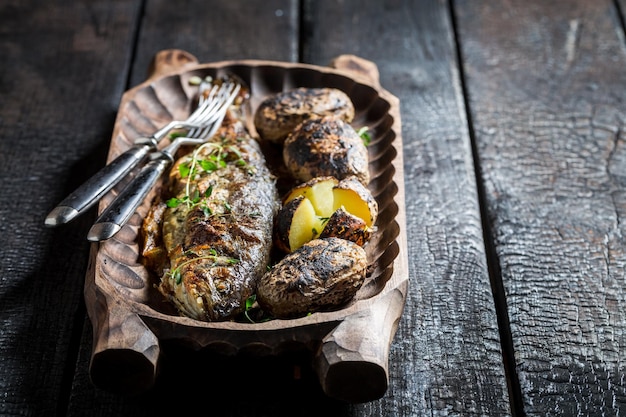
top-left (257, 237), bottom-right (367, 318)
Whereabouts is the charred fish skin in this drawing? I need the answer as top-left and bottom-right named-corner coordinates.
top-left (147, 112), bottom-right (279, 322)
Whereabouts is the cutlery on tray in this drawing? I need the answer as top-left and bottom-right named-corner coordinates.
top-left (87, 81), bottom-right (241, 241)
top-left (45, 76), bottom-right (241, 240)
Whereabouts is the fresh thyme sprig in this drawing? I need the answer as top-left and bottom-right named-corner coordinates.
top-left (166, 141), bottom-right (249, 210)
top-left (357, 126), bottom-right (372, 146)
top-left (243, 294), bottom-right (257, 323)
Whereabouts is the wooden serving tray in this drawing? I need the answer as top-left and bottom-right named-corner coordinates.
top-left (85, 49), bottom-right (408, 403)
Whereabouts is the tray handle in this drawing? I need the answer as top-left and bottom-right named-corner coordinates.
top-left (330, 54), bottom-right (382, 87)
top-left (314, 286), bottom-right (406, 403)
top-left (146, 49), bottom-right (200, 81)
top-left (87, 285), bottom-right (160, 396)
top-left (84, 241), bottom-right (161, 396)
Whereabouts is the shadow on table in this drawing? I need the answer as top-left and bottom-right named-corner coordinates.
top-left (72, 329), bottom-right (358, 417)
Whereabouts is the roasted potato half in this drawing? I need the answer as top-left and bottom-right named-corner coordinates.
top-left (274, 176), bottom-right (378, 252)
top-left (283, 116), bottom-right (370, 185)
top-left (254, 87), bottom-right (355, 144)
top-left (257, 237), bottom-right (367, 318)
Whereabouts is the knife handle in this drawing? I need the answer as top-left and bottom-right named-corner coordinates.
top-left (45, 143), bottom-right (154, 226)
top-left (87, 155), bottom-right (172, 241)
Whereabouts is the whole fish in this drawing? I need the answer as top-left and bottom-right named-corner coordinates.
top-left (142, 106), bottom-right (279, 321)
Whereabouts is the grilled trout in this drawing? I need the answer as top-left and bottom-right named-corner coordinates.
top-left (142, 106), bottom-right (279, 322)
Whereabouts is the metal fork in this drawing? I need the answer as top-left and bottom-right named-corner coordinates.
top-left (44, 79), bottom-right (232, 226)
top-left (87, 81), bottom-right (241, 241)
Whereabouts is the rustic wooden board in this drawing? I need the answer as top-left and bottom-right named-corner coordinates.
top-left (304, 0), bottom-right (512, 415)
top-left (0, 0), bottom-right (531, 415)
top-left (0, 0), bottom-right (142, 415)
top-left (76, 50), bottom-right (406, 402)
top-left (455, 0), bottom-right (626, 414)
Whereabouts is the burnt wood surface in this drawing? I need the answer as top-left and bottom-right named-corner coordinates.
top-left (1, 0), bottom-right (625, 416)
top-left (0, 0), bottom-right (143, 416)
top-left (455, 0), bottom-right (626, 415)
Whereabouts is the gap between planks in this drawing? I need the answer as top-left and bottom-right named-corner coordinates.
top-left (448, 1), bottom-right (525, 415)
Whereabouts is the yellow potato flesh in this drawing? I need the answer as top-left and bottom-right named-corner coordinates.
top-left (283, 177), bottom-right (373, 251)
top-left (289, 198), bottom-right (323, 251)
top-left (332, 188), bottom-right (373, 227)
top-left (287, 179), bottom-right (336, 217)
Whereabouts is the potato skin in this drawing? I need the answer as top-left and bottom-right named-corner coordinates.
top-left (257, 238), bottom-right (367, 318)
top-left (283, 117), bottom-right (370, 185)
top-left (318, 207), bottom-right (371, 246)
top-left (254, 87), bottom-right (355, 144)
top-left (273, 195), bottom-right (316, 253)
top-left (273, 196), bottom-right (300, 253)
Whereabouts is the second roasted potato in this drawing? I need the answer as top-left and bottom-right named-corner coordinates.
top-left (283, 116), bottom-right (370, 186)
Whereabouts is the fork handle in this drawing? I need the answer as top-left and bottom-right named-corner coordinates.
top-left (45, 143), bottom-right (154, 226)
top-left (87, 154), bottom-right (172, 241)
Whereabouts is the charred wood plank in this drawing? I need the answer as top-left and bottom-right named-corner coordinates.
top-left (455, 0), bottom-right (626, 414)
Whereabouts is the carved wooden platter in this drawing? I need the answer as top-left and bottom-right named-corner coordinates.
top-left (85, 49), bottom-right (408, 403)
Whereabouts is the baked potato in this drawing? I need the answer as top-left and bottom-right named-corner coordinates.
top-left (142, 108), bottom-right (279, 322)
top-left (256, 237), bottom-right (367, 318)
top-left (274, 176), bottom-right (378, 252)
top-left (282, 116), bottom-right (370, 185)
top-left (254, 87), bottom-right (355, 144)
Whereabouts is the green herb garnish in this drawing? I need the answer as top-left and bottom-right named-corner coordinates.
top-left (243, 294), bottom-right (257, 323)
top-left (357, 126), bottom-right (372, 146)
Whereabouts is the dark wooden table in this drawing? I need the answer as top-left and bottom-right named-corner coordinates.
top-left (2, 0), bottom-right (626, 415)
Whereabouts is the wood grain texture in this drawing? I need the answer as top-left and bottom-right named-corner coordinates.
top-left (0, 0), bottom-right (142, 415)
top-left (129, 0), bottom-right (299, 88)
top-left (304, 0), bottom-right (511, 415)
top-left (455, 0), bottom-right (626, 414)
top-left (5, 0), bottom-right (597, 414)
